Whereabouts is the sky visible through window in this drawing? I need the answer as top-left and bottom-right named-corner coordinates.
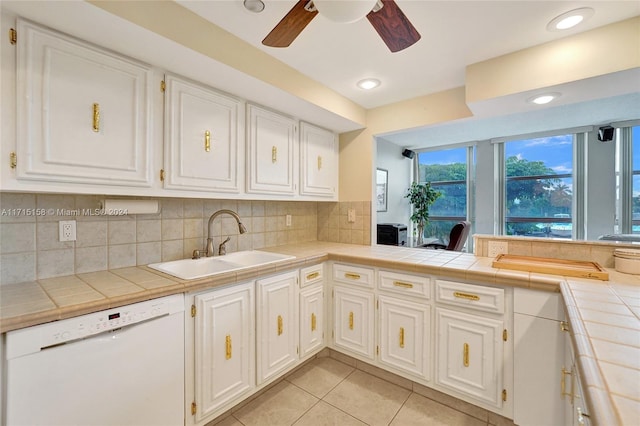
top-left (505, 135), bottom-right (573, 175)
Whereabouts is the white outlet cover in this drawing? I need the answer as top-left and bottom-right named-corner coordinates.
top-left (487, 241), bottom-right (508, 257)
top-left (59, 220), bottom-right (77, 242)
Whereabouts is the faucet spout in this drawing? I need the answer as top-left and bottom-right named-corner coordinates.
top-left (206, 209), bottom-right (247, 257)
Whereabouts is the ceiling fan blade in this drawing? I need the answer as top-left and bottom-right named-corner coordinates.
top-left (262, 0), bottom-right (318, 48)
top-left (366, 0), bottom-right (421, 53)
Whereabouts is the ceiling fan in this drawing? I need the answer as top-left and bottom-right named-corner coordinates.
top-left (261, 0), bottom-right (421, 53)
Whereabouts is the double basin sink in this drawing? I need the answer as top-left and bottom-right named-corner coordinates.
top-left (148, 250), bottom-right (295, 280)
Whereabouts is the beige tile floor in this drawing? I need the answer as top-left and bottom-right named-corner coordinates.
top-left (211, 356), bottom-right (514, 426)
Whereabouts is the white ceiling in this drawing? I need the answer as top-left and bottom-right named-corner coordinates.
top-left (178, 0), bottom-right (639, 110)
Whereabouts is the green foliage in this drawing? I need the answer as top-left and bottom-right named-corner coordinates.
top-left (405, 182), bottom-right (442, 227)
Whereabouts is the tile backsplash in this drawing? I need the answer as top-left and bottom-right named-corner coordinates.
top-left (0, 192), bottom-right (372, 284)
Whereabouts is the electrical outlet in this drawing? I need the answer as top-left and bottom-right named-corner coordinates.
top-left (285, 214), bottom-right (292, 227)
top-left (487, 241), bottom-right (508, 258)
top-left (347, 208), bottom-right (356, 223)
top-left (59, 220), bottom-right (76, 242)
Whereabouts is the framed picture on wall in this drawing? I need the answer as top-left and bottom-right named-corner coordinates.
top-left (376, 168), bottom-right (388, 212)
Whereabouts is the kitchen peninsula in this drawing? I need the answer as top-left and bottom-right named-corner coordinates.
top-left (1, 241), bottom-right (638, 426)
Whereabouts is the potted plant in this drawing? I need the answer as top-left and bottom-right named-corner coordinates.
top-left (405, 182), bottom-right (442, 245)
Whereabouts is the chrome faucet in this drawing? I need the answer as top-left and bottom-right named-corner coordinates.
top-left (206, 209), bottom-right (247, 257)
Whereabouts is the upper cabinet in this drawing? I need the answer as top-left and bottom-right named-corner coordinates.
top-left (246, 104), bottom-right (297, 196)
top-left (15, 19), bottom-right (153, 187)
top-left (300, 122), bottom-right (338, 198)
top-left (163, 74), bottom-right (242, 193)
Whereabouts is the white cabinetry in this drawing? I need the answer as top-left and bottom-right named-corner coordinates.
top-left (513, 288), bottom-right (566, 426)
top-left (256, 271), bottom-right (299, 384)
top-left (16, 19), bottom-right (152, 187)
top-left (379, 295), bottom-right (430, 380)
top-left (299, 122), bottom-right (337, 198)
top-left (564, 323), bottom-right (591, 426)
top-left (299, 264), bottom-right (325, 359)
top-left (435, 280), bottom-right (507, 410)
top-left (246, 104), bottom-right (297, 195)
top-left (190, 282), bottom-right (254, 424)
top-left (163, 74), bottom-right (242, 192)
top-left (300, 283), bottom-right (324, 359)
top-left (333, 285), bottom-right (375, 360)
top-left (377, 270), bottom-right (431, 381)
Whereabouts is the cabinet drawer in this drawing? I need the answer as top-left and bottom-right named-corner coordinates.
top-left (435, 280), bottom-right (504, 314)
top-left (332, 264), bottom-right (374, 288)
top-left (378, 270), bottom-right (431, 299)
top-left (300, 264), bottom-right (324, 287)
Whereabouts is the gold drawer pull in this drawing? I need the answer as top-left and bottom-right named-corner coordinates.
top-left (92, 103), bottom-right (100, 132)
top-left (349, 311), bottom-right (354, 330)
top-left (205, 130), bottom-right (211, 152)
top-left (225, 334), bottom-right (232, 360)
top-left (272, 146), bottom-right (277, 163)
top-left (399, 327), bottom-right (405, 348)
top-left (311, 313), bottom-right (317, 331)
top-left (454, 291), bottom-right (480, 301)
top-left (393, 281), bottom-right (413, 289)
top-left (277, 315), bottom-right (283, 336)
top-left (306, 272), bottom-right (320, 280)
top-left (463, 343), bottom-right (469, 367)
top-left (317, 155), bottom-right (322, 170)
top-left (345, 272), bottom-right (361, 280)
top-left (561, 367), bottom-right (573, 399)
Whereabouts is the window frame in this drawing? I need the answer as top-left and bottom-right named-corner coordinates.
top-left (414, 144), bottom-right (475, 250)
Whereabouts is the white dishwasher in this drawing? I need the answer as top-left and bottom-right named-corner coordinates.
top-left (4, 294), bottom-right (185, 426)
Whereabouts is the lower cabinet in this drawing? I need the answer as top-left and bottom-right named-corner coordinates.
top-left (256, 271), bottom-right (299, 384)
top-left (191, 281), bottom-right (254, 423)
top-left (378, 295), bottom-right (430, 381)
top-left (435, 307), bottom-right (504, 408)
top-left (564, 323), bottom-right (592, 426)
top-left (300, 282), bottom-right (324, 358)
top-left (333, 285), bottom-right (375, 360)
top-left (513, 288), bottom-right (566, 426)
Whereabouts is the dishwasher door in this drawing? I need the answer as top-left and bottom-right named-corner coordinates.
top-left (4, 294), bottom-right (185, 426)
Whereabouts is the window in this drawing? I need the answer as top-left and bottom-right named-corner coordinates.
top-left (417, 146), bottom-right (473, 244)
top-left (503, 134), bottom-right (574, 238)
top-left (616, 124), bottom-right (640, 234)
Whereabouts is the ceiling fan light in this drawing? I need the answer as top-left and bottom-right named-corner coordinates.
top-left (357, 78), bottom-right (381, 90)
top-left (547, 7), bottom-right (594, 31)
top-left (314, 0), bottom-right (377, 23)
top-left (243, 0), bottom-right (265, 13)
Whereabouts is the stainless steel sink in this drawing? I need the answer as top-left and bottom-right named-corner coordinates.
top-left (148, 250), bottom-right (295, 280)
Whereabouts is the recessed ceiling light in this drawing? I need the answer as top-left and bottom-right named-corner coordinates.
top-left (527, 93), bottom-right (561, 105)
top-left (357, 78), bottom-right (381, 90)
top-left (547, 8), bottom-right (594, 31)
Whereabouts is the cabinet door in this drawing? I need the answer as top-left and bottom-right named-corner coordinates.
top-left (513, 313), bottom-right (566, 426)
top-left (436, 308), bottom-right (504, 408)
top-left (300, 122), bottom-right (337, 198)
top-left (333, 286), bottom-right (375, 359)
top-left (379, 295), bottom-right (430, 381)
top-left (247, 104), bottom-right (297, 195)
top-left (257, 271), bottom-right (298, 384)
top-left (300, 283), bottom-right (324, 358)
top-left (194, 282), bottom-right (254, 422)
top-left (16, 19), bottom-right (152, 187)
top-left (164, 74), bottom-right (241, 192)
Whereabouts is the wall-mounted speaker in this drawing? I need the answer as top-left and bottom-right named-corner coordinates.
top-left (598, 126), bottom-right (615, 142)
top-left (402, 149), bottom-right (415, 159)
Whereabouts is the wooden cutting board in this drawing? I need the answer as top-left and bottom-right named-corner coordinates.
top-left (492, 254), bottom-right (609, 281)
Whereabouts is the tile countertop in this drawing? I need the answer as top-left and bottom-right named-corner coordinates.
top-left (1, 241), bottom-right (639, 425)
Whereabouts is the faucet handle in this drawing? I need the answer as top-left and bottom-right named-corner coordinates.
top-left (192, 249), bottom-right (201, 260)
top-left (218, 236), bottom-right (231, 256)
